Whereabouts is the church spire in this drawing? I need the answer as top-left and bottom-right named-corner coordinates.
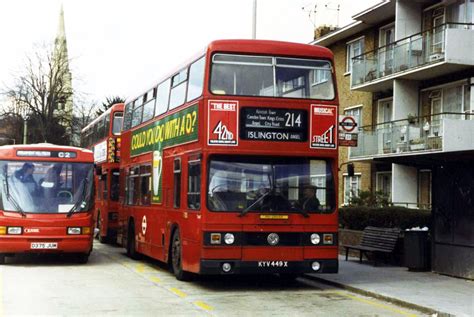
top-left (53, 3), bottom-right (74, 144)
top-left (55, 4), bottom-right (68, 52)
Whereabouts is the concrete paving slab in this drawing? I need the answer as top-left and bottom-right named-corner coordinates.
top-left (306, 256), bottom-right (474, 317)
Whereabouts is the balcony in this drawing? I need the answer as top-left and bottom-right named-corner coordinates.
top-left (350, 113), bottom-right (474, 160)
top-left (351, 23), bottom-right (474, 92)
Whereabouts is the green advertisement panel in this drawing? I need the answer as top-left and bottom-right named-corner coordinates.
top-left (131, 104), bottom-right (199, 157)
top-left (152, 150), bottom-right (163, 203)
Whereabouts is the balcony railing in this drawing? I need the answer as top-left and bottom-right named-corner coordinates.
top-left (350, 112), bottom-right (473, 159)
top-left (351, 23), bottom-right (474, 87)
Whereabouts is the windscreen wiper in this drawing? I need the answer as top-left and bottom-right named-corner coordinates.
top-left (239, 188), bottom-right (272, 217)
top-left (3, 174), bottom-right (26, 217)
top-left (67, 178), bottom-right (89, 218)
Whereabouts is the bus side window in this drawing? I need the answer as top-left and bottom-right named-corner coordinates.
top-left (173, 159), bottom-right (181, 208)
top-left (187, 159), bottom-right (201, 210)
top-left (110, 169), bottom-right (120, 201)
top-left (169, 69), bottom-right (188, 110)
top-left (140, 165), bottom-right (151, 206)
top-left (126, 167), bottom-right (140, 205)
top-left (187, 56), bottom-right (205, 102)
top-left (155, 79), bottom-right (171, 117)
top-left (102, 173), bottom-right (108, 200)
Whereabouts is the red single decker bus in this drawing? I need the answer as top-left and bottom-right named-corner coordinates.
top-left (81, 103), bottom-right (124, 243)
top-left (120, 40), bottom-right (339, 280)
top-left (0, 143), bottom-right (95, 264)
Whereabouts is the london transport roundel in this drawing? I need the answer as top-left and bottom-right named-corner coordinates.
top-left (142, 216), bottom-right (147, 235)
top-left (340, 116), bottom-right (357, 133)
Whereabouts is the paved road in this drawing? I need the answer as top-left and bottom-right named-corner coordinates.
top-left (0, 242), bottom-right (426, 316)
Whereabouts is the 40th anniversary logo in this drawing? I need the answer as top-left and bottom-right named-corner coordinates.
top-left (130, 104), bottom-right (199, 156)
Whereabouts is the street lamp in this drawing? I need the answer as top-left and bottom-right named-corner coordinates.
top-left (18, 105), bottom-right (31, 144)
top-left (252, 0), bottom-right (257, 39)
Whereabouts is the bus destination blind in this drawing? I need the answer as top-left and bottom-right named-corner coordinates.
top-left (240, 107), bottom-right (307, 142)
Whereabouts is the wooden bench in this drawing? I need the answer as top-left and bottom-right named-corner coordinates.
top-left (343, 226), bottom-right (401, 266)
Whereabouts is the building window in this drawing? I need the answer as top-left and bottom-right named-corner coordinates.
top-left (344, 106), bottom-right (363, 128)
top-left (376, 172), bottom-right (392, 202)
top-left (343, 174), bottom-right (361, 205)
top-left (187, 159), bottom-right (201, 210)
top-left (346, 37), bottom-right (364, 74)
top-left (418, 170), bottom-right (432, 209)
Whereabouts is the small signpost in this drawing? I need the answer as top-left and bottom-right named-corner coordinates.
top-left (338, 115), bottom-right (358, 147)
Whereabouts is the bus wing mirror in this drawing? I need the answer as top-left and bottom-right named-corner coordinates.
top-left (347, 163), bottom-right (355, 177)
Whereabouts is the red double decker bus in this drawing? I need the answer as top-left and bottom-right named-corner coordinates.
top-left (0, 144), bottom-right (95, 264)
top-left (120, 40), bottom-right (339, 280)
top-left (81, 103), bottom-right (124, 244)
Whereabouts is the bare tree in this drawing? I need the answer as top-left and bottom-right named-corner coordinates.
top-left (70, 96), bottom-right (98, 146)
top-left (2, 42), bottom-right (73, 145)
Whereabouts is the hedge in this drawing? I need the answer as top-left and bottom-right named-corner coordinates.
top-left (339, 206), bottom-right (431, 231)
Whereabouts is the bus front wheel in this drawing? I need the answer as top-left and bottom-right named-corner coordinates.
top-left (75, 253), bottom-right (89, 264)
top-left (171, 229), bottom-right (191, 281)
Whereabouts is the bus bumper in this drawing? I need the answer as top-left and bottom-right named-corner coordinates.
top-left (0, 236), bottom-right (93, 255)
top-left (199, 259), bottom-right (338, 275)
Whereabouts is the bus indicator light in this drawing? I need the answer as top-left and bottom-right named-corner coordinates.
top-left (210, 233), bottom-right (221, 244)
top-left (0, 226), bottom-right (6, 235)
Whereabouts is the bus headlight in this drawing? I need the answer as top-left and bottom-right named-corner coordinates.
top-left (67, 227), bottom-right (81, 235)
top-left (312, 261), bottom-right (321, 271)
top-left (310, 233), bottom-right (321, 245)
top-left (7, 227), bottom-right (22, 235)
top-left (224, 233), bottom-right (235, 245)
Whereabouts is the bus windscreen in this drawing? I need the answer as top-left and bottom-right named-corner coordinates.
top-left (211, 54), bottom-right (335, 100)
top-left (207, 156), bottom-right (335, 214)
top-left (0, 161), bottom-right (94, 214)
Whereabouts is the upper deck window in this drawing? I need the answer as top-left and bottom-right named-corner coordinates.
top-left (112, 112), bottom-right (123, 135)
top-left (187, 57), bottom-right (206, 102)
top-left (169, 69), bottom-right (188, 110)
top-left (210, 54), bottom-right (335, 100)
top-left (155, 79), bottom-right (171, 117)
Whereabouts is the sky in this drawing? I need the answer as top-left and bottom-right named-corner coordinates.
top-left (0, 0), bottom-right (380, 107)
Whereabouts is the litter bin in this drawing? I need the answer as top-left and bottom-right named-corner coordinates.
top-left (404, 230), bottom-right (430, 271)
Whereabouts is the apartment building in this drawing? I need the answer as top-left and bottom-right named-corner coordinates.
top-left (313, 0), bottom-right (474, 279)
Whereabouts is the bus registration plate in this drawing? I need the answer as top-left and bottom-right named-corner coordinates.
top-left (31, 242), bottom-right (58, 249)
top-left (258, 261), bottom-right (288, 268)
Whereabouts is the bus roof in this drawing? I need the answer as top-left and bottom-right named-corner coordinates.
top-left (81, 103), bottom-right (124, 134)
top-left (0, 143), bottom-right (93, 160)
top-left (207, 39), bottom-right (333, 59)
